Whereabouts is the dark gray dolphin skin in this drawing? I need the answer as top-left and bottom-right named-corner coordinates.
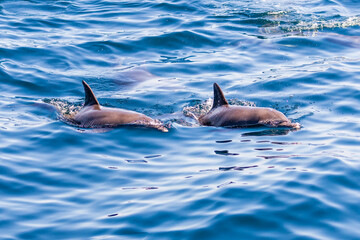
top-left (198, 83), bottom-right (300, 129)
top-left (73, 81), bottom-right (168, 132)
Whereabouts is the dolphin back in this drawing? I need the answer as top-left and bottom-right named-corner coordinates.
top-left (82, 80), bottom-right (100, 107)
top-left (212, 83), bottom-right (228, 110)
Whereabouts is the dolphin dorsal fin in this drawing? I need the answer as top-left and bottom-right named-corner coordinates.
top-left (211, 83), bottom-right (228, 109)
top-left (82, 80), bottom-right (100, 108)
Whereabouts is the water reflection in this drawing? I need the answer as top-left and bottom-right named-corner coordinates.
top-left (242, 128), bottom-right (293, 136)
top-left (255, 148), bottom-right (273, 151)
top-left (219, 165), bottom-right (258, 171)
top-left (126, 159), bottom-right (148, 163)
top-left (214, 150), bottom-right (239, 156)
top-left (217, 181), bottom-right (235, 188)
top-left (257, 155), bottom-right (298, 159)
top-left (215, 140), bottom-right (232, 143)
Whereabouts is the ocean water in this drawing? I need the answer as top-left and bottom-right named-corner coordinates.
top-left (1, 0), bottom-right (360, 239)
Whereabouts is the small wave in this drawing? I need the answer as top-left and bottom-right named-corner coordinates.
top-left (206, 0), bottom-right (360, 36)
top-left (275, 16), bottom-right (360, 35)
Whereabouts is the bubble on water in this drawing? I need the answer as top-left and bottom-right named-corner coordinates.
top-left (43, 98), bottom-right (81, 120)
top-left (183, 98), bottom-right (212, 120)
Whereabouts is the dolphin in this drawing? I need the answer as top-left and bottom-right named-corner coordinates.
top-left (198, 83), bottom-right (300, 129)
top-left (72, 81), bottom-right (168, 132)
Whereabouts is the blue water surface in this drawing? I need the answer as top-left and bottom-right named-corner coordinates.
top-left (1, 0), bottom-right (360, 239)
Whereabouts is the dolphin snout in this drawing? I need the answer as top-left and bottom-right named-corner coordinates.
top-left (278, 121), bottom-right (301, 129)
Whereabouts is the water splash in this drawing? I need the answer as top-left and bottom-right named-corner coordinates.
top-left (263, 16), bottom-right (360, 36)
top-left (43, 98), bottom-right (81, 119)
top-left (207, 0), bottom-right (360, 36)
top-left (182, 98), bottom-right (212, 120)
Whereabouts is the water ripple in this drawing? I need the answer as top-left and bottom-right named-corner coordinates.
top-left (1, 0), bottom-right (360, 239)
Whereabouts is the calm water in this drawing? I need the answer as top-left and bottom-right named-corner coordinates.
top-left (1, 0), bottom-right (360, 239)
